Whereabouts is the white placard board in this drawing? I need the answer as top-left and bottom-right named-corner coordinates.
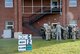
top-left (2, 29), bottom-right (11, 38)
top-left (14, 32), bottom-right (22, 39)
top-left (18, 34), bottom-right (28, 39)
top-left (27, 39), bottom-right (32, 45)
top-left (18, 45), bottom-right (26, 51)
top-left (27, 34), bottom-right (32, 40)
top-left (18, 39), bottom-right (26, 45)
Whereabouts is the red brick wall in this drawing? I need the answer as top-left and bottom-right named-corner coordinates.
top-left (34, 14), bottom-right (62, 29)
top-left (0, 0), bottom-right (15, 37)
top-left (68, 0), bottom-right (80, 27)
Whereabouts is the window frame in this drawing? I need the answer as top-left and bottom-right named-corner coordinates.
top-left (5, 21), bottom-right (14, 29)
top-left (5, 0), bottom-right (13, 8)
top-left (69, 0), bottom-right (77, 7)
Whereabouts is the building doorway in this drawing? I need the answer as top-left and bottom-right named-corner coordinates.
top-left (51, 23), bottom-right (57, 28)
top-left (5, 21), bottom-right (14, 38)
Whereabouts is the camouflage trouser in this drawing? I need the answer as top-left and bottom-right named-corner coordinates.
top-left (72, 32), bottom-right (76, 40)
top-left (63, 31), bottom-right (68, 40)
top-left (52, 32), bottom-right (56, 39)
top-left (56, 32), bottom-right (61, 40)
top-left (45, 32), bottom-right (50, 40)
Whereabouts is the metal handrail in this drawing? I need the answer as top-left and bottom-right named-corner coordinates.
top-left (23, 6), bottom-right (61, 23)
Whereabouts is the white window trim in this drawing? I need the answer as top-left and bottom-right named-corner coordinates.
top-left (5, 21), bottom-right (14, 29)
top-left (22, 0), bottom-right (60, 14)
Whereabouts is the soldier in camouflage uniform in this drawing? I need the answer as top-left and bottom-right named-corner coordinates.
top-left (45, 22), bottom-right (51, 41)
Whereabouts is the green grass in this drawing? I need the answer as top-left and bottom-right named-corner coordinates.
top-left (0, 38), bottom-right (80, 54)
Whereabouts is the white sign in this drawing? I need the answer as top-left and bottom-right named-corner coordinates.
top-left (18, 34), bottom-right (32, 52)
top-left (18, 39), bottom-right (26, 45)
top-left (2, 29), bottom-right (11, 38)
top-left (18, 45), bottom-right (26, 51)
top-left (27, 39), bottom-right (32, 45)
top-left (18, 34), bottom-right (28, 39)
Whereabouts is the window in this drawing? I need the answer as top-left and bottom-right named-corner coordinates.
top-left (52, 2), bottom-right (57, 8)
top-left (7, 22), bottom-right (13, 25)
top-left (5, 21), bottom-right (14, 29)
top-left (51, 0), bottom-right (58, 8)
top-left (69, 20), bottom-right (77, 26)
top-left (69, 0), bottom-right (77, 7)
top-left (5, 0), bottom-right (13, 8)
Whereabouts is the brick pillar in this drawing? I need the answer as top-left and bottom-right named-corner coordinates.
top-left (18, 0), bottom-right (22, 32)
top-left (14, 0), bottom-right (18, 32)
top-left (66, 0), bottom-right (69, 25)
top-left (62, 0), bottom-right (66, 26)
top-left (14, 0), bottom-right (22, 39)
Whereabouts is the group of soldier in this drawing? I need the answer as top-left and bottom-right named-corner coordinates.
top-left (40, 22), bottom-right (79, 41)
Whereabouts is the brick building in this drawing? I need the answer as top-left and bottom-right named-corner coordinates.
top-left (0, 0), bottom-right (80, 38)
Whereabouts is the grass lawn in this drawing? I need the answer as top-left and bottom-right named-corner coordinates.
top-left (0, 38), bottom-right (80, 54)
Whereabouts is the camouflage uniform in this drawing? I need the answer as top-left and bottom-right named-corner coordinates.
top-left (56, 23), bottom-right (63, 40)
top-left (51, 27), bottom-right (56, 39)
top-left (45, 25), bottom-right (51, 40)
top-left (72, 26), bottom-right (76, 40)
